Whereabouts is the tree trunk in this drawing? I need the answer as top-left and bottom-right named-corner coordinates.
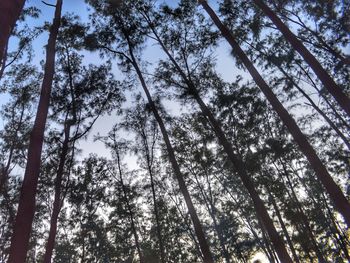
top-left (142, 132), bottom-right (166, 263)
top-left (43, 123), bottom-right (71, 263)
top-left (215, 173), bottom-right (275, 262)
top-left (296, 61), bottom-right (350, 132)
top-left (0, 0), bottom-right (25, 67)
top-left (278, 67), bottom-right (350, 151)
top-left (268, 193), bottom-right (300, 263)
top-left (194, 91), bottom-right (292, 262)
top-left (253, 0), bottom-right (350, 117)
top-left (199, 0), bottom-right (350, 227)
top-left (279, 161), bottom-right (326, 262)
top-left (246, 40), bottom-right (350, 150)
top-left (116, 151), bottom-right (144, 263)
top-left (190, 168), bottom-right (231, 263)
top-left (7, 1), bottom-right (62, 262)
top-left (124, 33), bottom-right (214, 262)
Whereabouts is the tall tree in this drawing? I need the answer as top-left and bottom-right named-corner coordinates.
top-left (141, 2), bottom-right (292, 261)
top-left (7, 1), bottom-right (62, 262)
top-left (198, 0), bottom-right (350, 227)
top-left (253, 0), bottom-right (350, 117)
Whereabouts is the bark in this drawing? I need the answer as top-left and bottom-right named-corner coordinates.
top-left (253, 0), bottom-right (350, 117)
top-left (123, 32), bottom-right (214, 262)
top-left (116, 151), bottom-right (144, 263)
top-left (0, 0), bottom-right (25, 67)
top-left (7, 1), bottom-right (62, 262)
top-left (43, 123), bottom-right (71, 263)
top-left (199, 0), bottom-right (350, 228)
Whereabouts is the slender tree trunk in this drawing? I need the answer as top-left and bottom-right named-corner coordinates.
top-left (268, 193), bottom-right (300, 263)
top-left (0, 0), bottom-right (26, 66)
top-left (0, 103), bottom-right (25, 193)
top-left (295, 61), bottom-right (350, 132)
top-left (116, 151), bottom-right (144, 263)
top-left (143, 137), bottom-right (166, 263)
top-left (190, 168), bottom-right (231, 263)
top-left (166, 189), bottom-right (205, 261)
top-left (320, 192), bottom-right (350, 261)
top-left (246, 40), bottom-right (350, 150)
top-left (193, 92), bottom-right (292, 262)
top-left (124, 35), bottom-right (214, 262)
top-left (279, 67), bottom-right (350, 151)
top-left (256, 214), bottom-right (279, 263)
top-left (199, 0), bottom-right (350, 227)
top-left (253, 0), bottom-right (350, 117)
top-left (112, 15), bottom-right (211, 258)
top-left (7, 1), bottom-right (62, 262)
top-left (43, 123), bottom-right (71, 263)
top-left (215, 173), bottom-right (275, 262)
top-left (279, 161), bottom-right (326, 262)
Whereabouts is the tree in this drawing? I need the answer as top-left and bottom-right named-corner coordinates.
top-left (142, 2), bottom-right (292, 261)
top-left (198, 0), bottom-right (350, 228)
top-left (253, 0), bottom-right (350, 117)
top-left (7, 1), bottom-right (62, 261)
top-left (85, 1), bottom-right (215, 261)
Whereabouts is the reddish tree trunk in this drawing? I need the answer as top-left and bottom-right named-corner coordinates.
top-left (199, 0), bottom-right (350, 228)
top-left (0, 0), bottom-right (26, 66)
top-left (253, 0), bottom-right (350, 117)
top-left (7, 1), bottom-right (62, 262)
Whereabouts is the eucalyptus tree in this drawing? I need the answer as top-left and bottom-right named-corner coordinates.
top-left (99, 131), bottom-right (147, 263)
top-left (217, 0), bottom-right (350, 152)
top-left (0, 0), bottom-right (26, 67)
top-left (8, 0), bottom-right (63, 261)
top-left (198, 0), bottom-right (350, 228)
top-left (85, 1), bottom-right (214, 261)
top-left (170, 113), bottom-right (257, 262)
